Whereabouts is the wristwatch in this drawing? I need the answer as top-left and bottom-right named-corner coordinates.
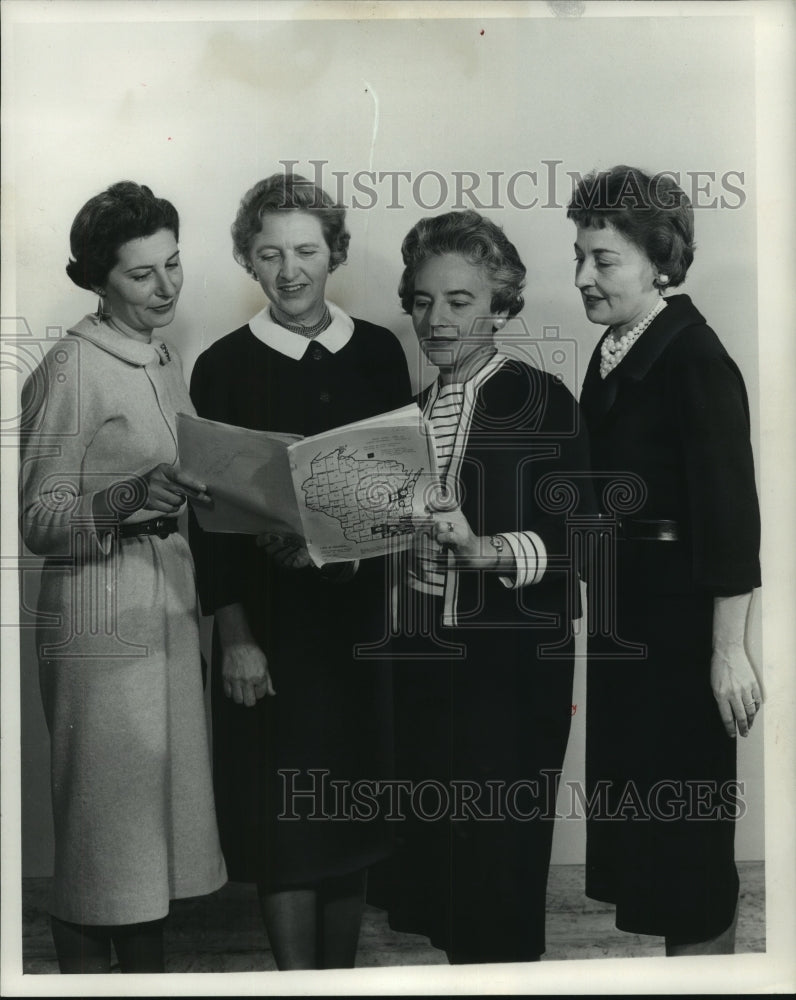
top-left (489, 535), bottom-right (505, 556)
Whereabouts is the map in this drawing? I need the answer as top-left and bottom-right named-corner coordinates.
top-left (178, 404), bottom-right (437, 564)
top-left (301, 447), bottom-right (422, 543)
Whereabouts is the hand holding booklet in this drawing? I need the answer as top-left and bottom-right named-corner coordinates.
top-left (177, 405), bottom-right (440, 566)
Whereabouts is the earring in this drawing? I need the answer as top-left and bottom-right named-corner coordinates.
top-left (493, 316), bottom-right (507, 331)
top-left (95, 292), bottom-right (106, 320)
top-left (656, 274), bottom-right (669, 290)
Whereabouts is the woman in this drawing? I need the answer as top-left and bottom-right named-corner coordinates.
top-left (19, 182), bottom-right (227, 973)
top-left (188, 172), bottom-right (412, 970)
top-left (375, 210), bottom-right (591, 964)
top-left (567, 165), bottom-right (762, 955)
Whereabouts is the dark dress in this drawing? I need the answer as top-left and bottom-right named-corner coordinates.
top-left (372, 353), bottom-right (593, 962)
top-left (189, 314), bottom-right (412, 889)
top-left (579, 294), bottom-right (761, 942)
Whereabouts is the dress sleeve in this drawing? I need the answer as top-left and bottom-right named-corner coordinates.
top-left (188, 349), bottom-right (258, 614)
top-left (19, 340), bottom-right (110, 556)
top-left (371, 324), bottom-right (413, 412)
top-left (484, 370), bottom-right (594, 590)
top-left (387, 333), bottom-right (413, 410)
top-left (520, 376), bottom-right (594, 583)
top-left (670, 344), bottom-right (761, 596)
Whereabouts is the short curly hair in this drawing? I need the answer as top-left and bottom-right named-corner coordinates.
top-left (398, 210), bottom-right (526, 317)
top-left (231, 173), bottom-right (350, 274)
top-left (566, 165), bottom-right (695, 287)
top-left (65, 182), bottom-right (180, 292)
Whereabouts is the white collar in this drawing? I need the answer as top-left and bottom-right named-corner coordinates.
top-left (247, 300), bottom-right (354, 360)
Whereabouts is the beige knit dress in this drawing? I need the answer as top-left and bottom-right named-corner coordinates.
top-left (20, 315), bottom-right (227, 925)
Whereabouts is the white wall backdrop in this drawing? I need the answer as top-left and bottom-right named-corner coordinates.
top-left (6, 4), bottom-right (765, 881)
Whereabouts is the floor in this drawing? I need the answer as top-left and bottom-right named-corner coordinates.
top-left (21, 862), bottom-right (765, 973)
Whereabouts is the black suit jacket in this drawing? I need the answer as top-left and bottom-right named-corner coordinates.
top-left (409, 356), bottom-right (592, 630)
top-left (580, 294), bottom-right (761, 598)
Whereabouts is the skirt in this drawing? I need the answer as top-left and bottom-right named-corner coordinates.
top-left (209, 560), bottom-right (394, 890)
top-left (372, 620), bottom-right (575, 961)
top-left (586, 591), bottom-right (739, 942)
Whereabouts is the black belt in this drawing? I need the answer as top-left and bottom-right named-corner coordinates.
top-left (118, 517), bottom-right (180, 540)
top-left (594, 516), bottom-right (680, 542)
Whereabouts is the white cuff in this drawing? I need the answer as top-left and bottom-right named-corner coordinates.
top-left (497, 531), bottom-right (547, 589)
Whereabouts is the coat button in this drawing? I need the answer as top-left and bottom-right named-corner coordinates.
top-left (310, 346), bottom-right (324, 361)
top-left (319, 391), bottom-right (331, 403)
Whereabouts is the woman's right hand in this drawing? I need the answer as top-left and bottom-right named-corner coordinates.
top-left (141, 463), bottom-right (211, 515)
top-left (216, 602), bottom-right (276, 707)
top-left (92, 464), bottom-right (211, 522)
top-left (221, 641), bottom-right (276, 707)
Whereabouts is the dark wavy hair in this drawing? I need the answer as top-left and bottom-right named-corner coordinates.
top-left (65, 182), bottom-right (179, 291)
top-left (231, 173), bottom-right (350, 275)
top-left (566, 165), bottom-right (695, 287)
top-left (398, 210), bottom-right (526, 317)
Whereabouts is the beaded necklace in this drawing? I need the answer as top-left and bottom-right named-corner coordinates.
top-left (269, 305), bottom-right (332, 340)
top-left (600, 298), bottom-right (667, 379)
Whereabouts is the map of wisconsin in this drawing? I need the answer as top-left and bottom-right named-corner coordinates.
top-left (301, 447), bottom-right (421, 543)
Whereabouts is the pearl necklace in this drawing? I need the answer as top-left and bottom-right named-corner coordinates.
top-left (600, 298), bottom-right (667, 379)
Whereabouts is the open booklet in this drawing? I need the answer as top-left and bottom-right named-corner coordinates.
top-left (176, 404), bottom-right (440, 566)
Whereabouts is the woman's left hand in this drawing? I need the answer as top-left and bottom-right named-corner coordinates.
top-left (430, 506), bottom-right (484, 567)
top-left (256, 532), bottom-right (312, 570)
top-left (710, 644), bottom-right (762, 739)
top-left (710, 592), bottom-right (762, 739)
top-left (429, 505), bottom-right (517, 574)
